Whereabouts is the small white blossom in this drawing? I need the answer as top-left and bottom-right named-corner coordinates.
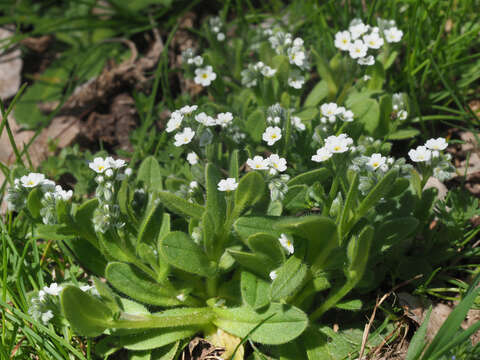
top-left (187, 152), bottom-right (199, 165)
top-left (363, 33), bottom-right (384, 49)
top-left (194, 66), bottom-right (217, 86)
top-left (293, 37), bottom-right (304, 47)
top-left (288, 72), bottom-right (305, 89)
top-left (349, 40), bottom-right (368, 59)
top-left (217, 32), bottom-right (225, 41)
top-left (174, 127), bottom-right (195, 147)
top-left (216, 112), bottom-right (233, 127)
top-left (20, 173), bottom-right (46, 188)
top-left (189, 181), bottom-right (198, 189)
top-left (180, 105), bottom-right (198, 115)
top-left (425, 137), bottom-right (448, 151)
top-left (217, 178), bottom-right (238, 192)
top-left (176, 293), bottom-right (187, 302)
top-left (125, 168), bottom-right (132, 177)
top-left (38, 290), bottom-right (46, 302)
top-left (367, 153), bottom-right (387, 171)
top-left (41, 310), bottom-right (54, 324)
top-left (105, 169), bottom-right (114, 178)
top-left (106, 157), bottom-right (126, 169)
top-left (288, 48), bottom-right (306, 67)
top-left (325, 134), bottom-right (353, 153)
top-left (357, 55), bottom-right (375, 66)
top-left (279, 233), bottom-right (294, 254)
top-left (247, 156), bottom-right (269, 170)
top-left (260, 65), bottom-right (277, 77)
top-left (334, 31), bottom-right (352, 51)
top-left (269, 270), bottom-right (278, 280)
top-left (342, 110), bottom-right (354, 122)
top-left (384, 27), bottom-right (403, 43)
top-left (312, 147), bottom-right (333, 162)
top-left (89, 158), bottom-right (110, 173)
top-left (166, 111), bottom-right (183, 133)
top-left (54, 185), bottom-right (73, 201)
top-left (349, 21), bottom-right (369, 39)
top-left (195, 112), bottom-right (216, 126)
top-left (43, 283), bottom-right (63, 296)
top-left (262, 126), bottom-right (282, 146)
top-left (320, 103), bottom-right (341, 118)
top-left (187, 56), bottom-right (203, 66)
top-left (268, 154), bottom-right (287, 173)
top-left (80, 285), bottom-right (93, 292)
top-left (398, 109), bottom-right (408, 120)
top-left (291, 116), bottom-right (305, 131)
top-left (408, 145), bottom-right (432, 162)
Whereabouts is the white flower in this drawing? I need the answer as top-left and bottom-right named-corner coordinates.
top-left (384, 27), bottom-right (403, 43)
top-left (334, 31), bottom-right (352, 51)
top-left (268, 154), bottom-right (287, 173)
top-left (106, 157), bottom-right (126, 169)
top-left (43, 283), bottom-right (63, 296)
top-left (325, 134), bottom-right (353, 153)
top-left (41, 310), bottom-right (54, 324)
top-left (195, 112), bottom-right (216, 126)
top-left (267, 116), bottom-right (281, 125)
top-left (189, 181), bottom-right (198, 189)
top-left (279, 233), bottom-right (294, 254)
top-left (288, 48), bottom-right (306, 67)
top-left (293, 37), bottom-right (304, 47)
top-left (288, 72), bottom-right (305, 89)
top-left (269, 270), bottom-right (278, 280)
top-left (349, 21), bottom-right (369, 39)
top-left (187, 152), bottom-right (199, 165)
top-left (247, 156), bottom-right (269, 170)
top-left (176, 293), bottom-right (187, 302)
top-left (80, 285), bottom-right (93, 292)
top-left (105, 169), bottom-right (114, 178)
top-left (312, 147), bottom-right (333, 162)
top-left (174, 127), bottom-right (195, 147)
top-left (425, 137), bottom-right (448, 151)
top-left (217, 32), bottom-right (225, 41)
top-left (194, 66), bottom-right (217, 86)
top-left (349, 40), bottom-right (368, 59)
top-left (342, 110), bottom-right (354, 122)
top-left (321, 103), bottom-right (341, 117)
top-left (38, 290), bottom-right (46, 302)
top-left (217, 178), bottom-right (238, 191)
top-left (166, 111), bottom-right (183, 133)
top-left (363, 33), bottom-right (384, 49)
top-left (262, 126), bottom-right (282, 146)
top-left (260, 66), bottom-right (277, 77)
top-left (367, 153), bottom-right (387, 171)
top-left (291, 116), bottom-right (305, 131)
top-left (408, 145), bottom-right (432, 162)
top-left (398, 109), bottom-right (408, 120)
top-left (89, 158), bottom-right (110, 173)
top-left (357, 55), bottom-right (375, 66)
top-left (125, 168), bottom-right (132, 177)
top-left (187, 56), bottom-right (203, 66)
top-left (216, 112), bottom-right (233, 127)
top-left (54, 185), bottom-right (73, 201)
top-left (20, 173), bottom-right (46, 188)
top-left (180, 105), bottom-right (198, 115)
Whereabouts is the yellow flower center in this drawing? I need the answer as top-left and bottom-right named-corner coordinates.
top-left (334, 146), bottom-right (341, 151)
top-left (373, 162), bottom-right (379, 167)
top-left (202, 73), bottom-right (208, 79)
top-left (28, 180), bottom-right (34, 185)
top-left (271, 134), bottom-right (277, 139)
top-left (99, 166), bottom-right (104, 171)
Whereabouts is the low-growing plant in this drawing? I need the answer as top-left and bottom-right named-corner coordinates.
top-left (4, 12), bottom-right (473, 360)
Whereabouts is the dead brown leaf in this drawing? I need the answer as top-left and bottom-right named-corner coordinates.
top-left (181, 337), bottom-right (225, 360)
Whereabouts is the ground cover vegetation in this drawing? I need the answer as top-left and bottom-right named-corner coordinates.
top-left (0, 0), bottom-right (479, 359)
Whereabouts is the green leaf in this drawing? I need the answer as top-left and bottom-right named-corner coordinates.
top-left (35, 224), bottom-right (75, 241)
top-left (247, 233), bottom-right (284, 266)
top-left (229, 149), bottom-right (240, 180)
top-left (66, 238), bottom-right (108, 277)
top-left (105, 262), bottom-right (181, 307)
top-left (110, 327), bottom-right (197, 351)
top-left (74, 198), bottom-right (99, 246)
top-left (245, 109), bottom-right (266, 142)
top-left (152, 342), bottom-right (179, 360)
top-left (61, 286), bottom-right (113, 337)
top-left (405, 307), bottom-right (432, 360)
top-left (241, 271), bottom-right (270, 310)
top-left (274, 216), bottom-right (337, 269)
top-left (374, 217), bottom-right (419, 252)
top-left (345, 92), bottom-right (380, 134)
top-left (301, 326), bottom-right (329, 360)
top-left (202, 211), bottom-right (217, 257)
top-left (377, 94), bottom-right (392, 137)
top-left (387, 128), bottom-right (421, 140)
top-left (234, 216), bottom-right (283, 242)
top-left (304, 81), bottom-right (329, 107)
top-left (157, 191), bottom-right (204, 219)
top-left (335, 299), bottom-right (362, 311)
top-left (212, 303), bottom-right (308, 345)
top-left (137, 156), bottom-right (162, 191)
top-left (287, 168), bottom-right (331, 187)
top-left (283, 185), bottom-right (308, 212)
top-left (206, 163), bottom-right (226, 230)
top-left (270, 255), bottom-right (308, 301)
top-left (228, 250), bottom-right (276, 279)
top-left (346, 226), bottom-right (374, 282)
top-left (138, 202), bottom-right (164, 246)
top-left (159, 231), bottom-right (214, 277)
top-left (294, 107), bottom-right (318, 121)
top-left (27, 188), bottom-right (43, 220)
top-left (233, 171), bottom-right (265, 218)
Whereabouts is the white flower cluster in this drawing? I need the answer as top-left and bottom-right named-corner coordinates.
top-left (181, 48), bottom-right (217, 87)
top-left (247, 154), bottom-right (287, 175)
top-left (241, 61), bottom-right (277, 88)
top-left (312, 134), bottom-right (354, 162)
top-left (209, 16), bottom-right (226, 42)
top-left (268, 31), bottom-right (308, 69)
top-left (334, 18), bottom-right (403, 66)
top-left (7, 173), bottom-right (73, 221)
top-left (218, 178), bottom-right (238, 192)
top-left (392, 93), bottom-right (408, 121)
top-left (88, 156), bottom-right (129, 233)
top-left (320, 102), bottom-right (354, 124)
top-left (268, 174), bottom-right (290, 202)
top-left (408, 137), bottom-right (448, 163)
